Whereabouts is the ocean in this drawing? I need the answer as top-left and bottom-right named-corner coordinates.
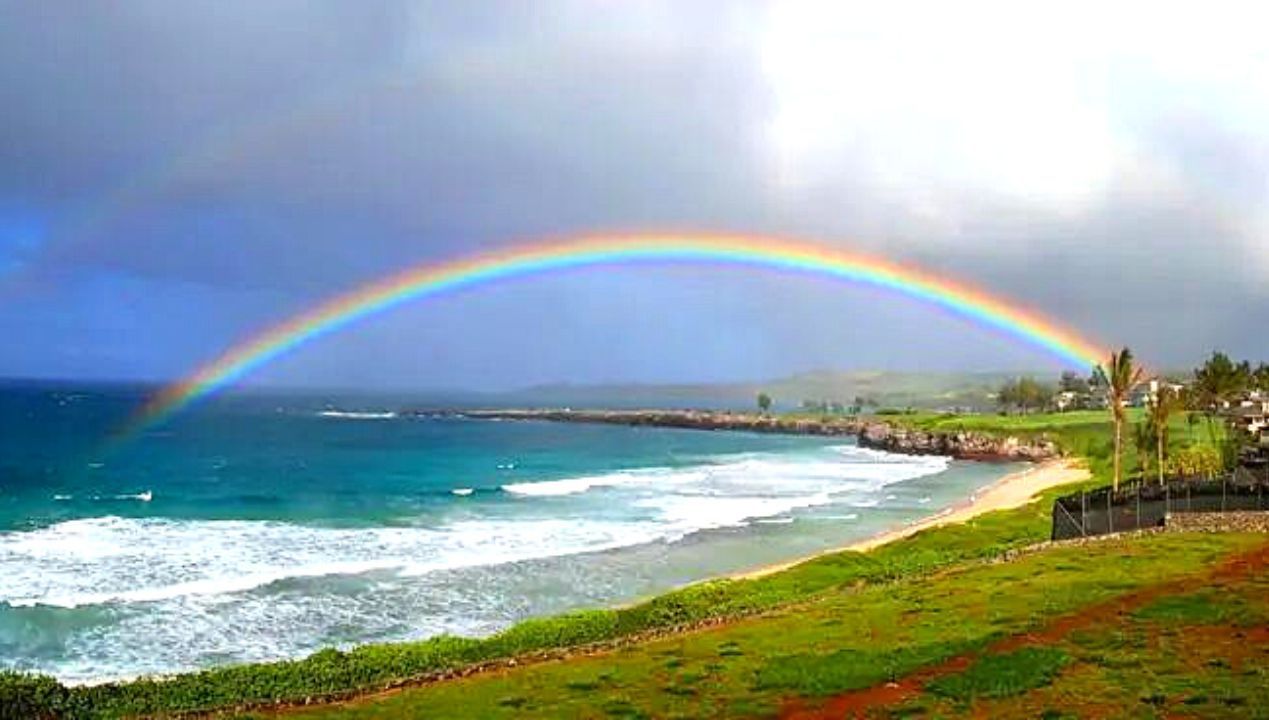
top-left (0, 381), bottom-right (1017, 683)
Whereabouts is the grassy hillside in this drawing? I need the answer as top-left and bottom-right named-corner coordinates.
top-left (282, 533), bottom-right (1267, 719)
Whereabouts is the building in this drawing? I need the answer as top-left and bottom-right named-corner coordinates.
top-left (1229, 400), bottom-right (1269, 437)
top-left (1130, 379), bottom-right (1187, 408)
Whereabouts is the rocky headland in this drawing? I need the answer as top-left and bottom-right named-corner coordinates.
top-left (856, 421), bottom-right (1060, 461)
top-left (429, 409), bottom-right (1061, 462)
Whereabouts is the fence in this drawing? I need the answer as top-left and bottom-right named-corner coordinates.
top-left (1051, 468), bottom-right (1269, 541)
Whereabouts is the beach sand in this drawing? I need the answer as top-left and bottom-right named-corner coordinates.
top-left (736, 458), bottom-right (1089, 579)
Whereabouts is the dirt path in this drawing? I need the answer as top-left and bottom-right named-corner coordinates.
top-left (778, 540), bottom-right (1269, 719)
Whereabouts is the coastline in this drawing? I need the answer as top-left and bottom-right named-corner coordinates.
top-left (734, 458), bottom-right (1088, 579)
top-left (435, 408), bottom-right (1061, 462)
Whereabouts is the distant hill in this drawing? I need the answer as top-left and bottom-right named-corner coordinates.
top-left (495, 370), bottom-right (1038, 412)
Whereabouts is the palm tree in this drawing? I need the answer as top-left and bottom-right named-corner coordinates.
top-left (1147, 385), bottom-right (1181, 484)
top-left (1094, 348), bottom-right (1144, 491)
top-left (1133, 420), bottom-right (1154, 479)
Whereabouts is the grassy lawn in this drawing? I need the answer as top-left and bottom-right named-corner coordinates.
top-left (275, 532), bottom-right (1267, 719)
top-left (899, 547), bottom-right (1269, 718)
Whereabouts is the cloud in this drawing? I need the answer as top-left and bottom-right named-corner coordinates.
top-left (0, 1), bottom-right (1265, 385)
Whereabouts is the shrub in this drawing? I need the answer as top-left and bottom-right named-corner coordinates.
top-left (1164, 445), bottom-right (1223, 479)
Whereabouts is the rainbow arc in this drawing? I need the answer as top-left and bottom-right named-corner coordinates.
top-left (127, 234), bottom-right (1107, 436)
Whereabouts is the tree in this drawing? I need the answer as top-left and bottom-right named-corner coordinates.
top-left (996, 380), bottom-right (1018, 414)
top-left (1147, 385), bottom-right (1182, 484)
top-left (998, 377), bottom-right (1053, 415)
top-left (1254, 363), bottom-right (1269, 392)
top-left (1059, 370), bottom-right (1090, 394)
top-left (1133, 420), bottom-right (1154, 479)
top-left (1191, 351), bottom-right (1252, 466)
top-left (757, 392), bottom-right (772, 414)
top-left (1019, 377), bottom-right (1054, 413)
top-left (1192, 351), bottom-right (1248, 412)
top-left (1095, 347), bottom-right (1144, 491)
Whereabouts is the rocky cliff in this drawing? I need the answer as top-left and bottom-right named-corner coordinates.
top-left (450, 408), bottom-right (866, 436)
top-left (428, 409), bottom-right (1062, 462)
top-left (857, 422), bottom-right (1060, 461)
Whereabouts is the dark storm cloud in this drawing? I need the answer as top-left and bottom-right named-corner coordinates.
top-left (1, 1), bottom-right (1265, 385)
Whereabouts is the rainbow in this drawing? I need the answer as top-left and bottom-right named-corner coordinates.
top-left (129, 233), bottom-right (1106, 433)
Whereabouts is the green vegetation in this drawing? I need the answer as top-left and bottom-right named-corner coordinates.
top-left (755, 391), bottom-right (771, 414)
top-left (893, 406), bottom-right (1223, 489)
top-left (904, 545), bottom-right (1269, 718)
top-left (286, 533), bottom-right (1265, 719)
top-left (996, 376), bottom-right (1054, 415)
top-left (1189, 351), bottom-right (1269, 468)
top-left (1164, 444), bottom-right (1224, 479)
top-left (1145, 384), bottom-right (1183, 484)
top-left (1094, 347), bottom-right (1145, 490)
top-left (927, 647), bottom-right (1070, 701)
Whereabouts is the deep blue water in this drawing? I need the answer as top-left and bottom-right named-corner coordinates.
top-left (0, 381), bottom-right (841, 531)
top-left (0, 381), bottom-right (1014, 682)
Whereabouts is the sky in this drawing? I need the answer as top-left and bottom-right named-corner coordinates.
top-left (1, 1), bottom-right (1266, 391)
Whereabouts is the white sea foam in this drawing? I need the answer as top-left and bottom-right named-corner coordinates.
top-left (318, 410), bottom-right (397, 420)
top-left (0, 515), bottom-right (683, 609)
top-left (2, 444), bottom-right (946, 611)
top-left (501, 449), bottom-right (944, 500)
top-left (0, 442), bottom-right (959, 682)
top-left (112, 491), bottom-right (152, 502)
top-left (635, 492), bottom-right (834, 532)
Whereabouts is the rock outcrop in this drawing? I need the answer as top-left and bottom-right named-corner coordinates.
top-left (857, 422), bottom-right (1060, 462)
top-left (447, 408), bottom-right (867, 436)
top-left (421, 409), bottom-right (1062, 463)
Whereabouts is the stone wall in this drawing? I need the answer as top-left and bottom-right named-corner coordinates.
top-left (1165, 511), bottom-right (1269, 533)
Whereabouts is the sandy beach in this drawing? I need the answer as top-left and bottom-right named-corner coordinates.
top-left (737, 458), bottom-right (1089, 579)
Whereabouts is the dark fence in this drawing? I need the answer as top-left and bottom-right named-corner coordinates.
top-left (1051, 468), bottom-right (1269, 540)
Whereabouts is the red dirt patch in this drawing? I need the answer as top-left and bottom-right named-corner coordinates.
top-left (779, 542), bottom-right (1269, 719)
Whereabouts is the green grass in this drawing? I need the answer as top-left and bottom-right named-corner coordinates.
top-left (286, 532), bottom-right (1265, 719)
top-left (912, 547), bottom-right (1269, 718)
top-left (1131, 587), bottom-right (1260, 627)
top-left (927, 647), bottom-right (1070, 701)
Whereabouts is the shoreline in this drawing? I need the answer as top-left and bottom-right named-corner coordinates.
top-left (734, 458), bottom-right (1088, 579)
top-left (51, 459), bottom-right (1060, 688)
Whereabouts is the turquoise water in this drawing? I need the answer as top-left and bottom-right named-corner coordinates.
top-left (0, 381), bottom-right (1016, 682)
